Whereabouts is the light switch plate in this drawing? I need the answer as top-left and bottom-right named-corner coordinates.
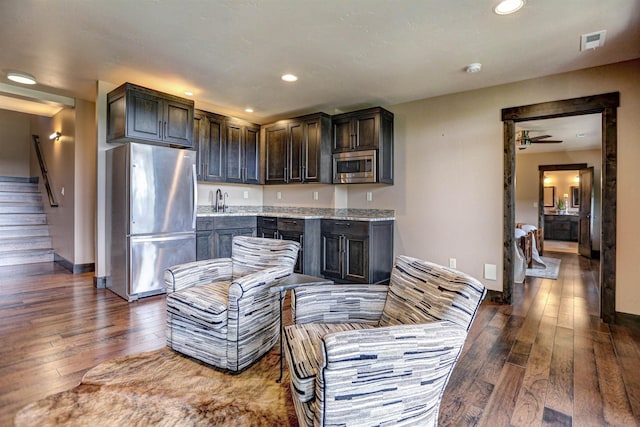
top-left (276, 191), bottom-right (282, 200)
top-left (484, 264), bottom-right (497, 281)
top-left (243, 191), bottom-right (249, 199)
top-left (313, 191), bottom-right (318, 200)
top-left (449, 258), bottom-right (456, 269)
top-left (366, 191), bottom-right (373, 202)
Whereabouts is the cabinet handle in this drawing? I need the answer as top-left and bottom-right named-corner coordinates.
top-left (281, 220), bottom-right (297, 225)
top-left (164, 121), bottom-right (168, 139)
top-left (301, 165), bottom-right (306, 182)
top-left (299, 234), bottom-right (304, 247)
top-left (335, 221), bottom-right (351, 227)
top-left (159, 120), bottom-right (163, 138)
top-left (273, 231), bottom-right (278, 239)
top-left (284, 167), bottom-right (288, 183)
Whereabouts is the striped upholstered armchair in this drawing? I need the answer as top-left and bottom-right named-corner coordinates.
top-left (283, 255), bottom-right (486, 426)
top-left (164, 236), bottom-right (299, 373)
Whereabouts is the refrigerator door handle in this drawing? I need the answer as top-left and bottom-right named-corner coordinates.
top-left (192, 163), bottom-right (198, 230)
top-left (131, 234), bottom-right (195, 244)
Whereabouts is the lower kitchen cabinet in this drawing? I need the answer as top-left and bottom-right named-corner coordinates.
top-left (196, 216), bottom-right (257, 260)
top-left (257, 216), bottom-right (321, 276)
top-left (321, 219), bottom-right (393, 284)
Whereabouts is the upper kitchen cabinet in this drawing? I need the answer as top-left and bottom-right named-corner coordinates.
top-left (226, 118), bottom-right (261, 185)
top-left (107, 83), bottom-right (194, 148)
top-left (263, 112), bottom-right (331, 184)
top-left (193, 110), bottom-right (226, 182)
top-left (332, 107), bottom-right (394, 184)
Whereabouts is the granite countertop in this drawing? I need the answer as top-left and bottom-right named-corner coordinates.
top-left (544, 212), bottom-right (579, 216)
top-left (197, 205), bottom-right (395, 221)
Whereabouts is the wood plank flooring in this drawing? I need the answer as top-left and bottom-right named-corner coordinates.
top-left (1, 252), bottom-right (639, 426)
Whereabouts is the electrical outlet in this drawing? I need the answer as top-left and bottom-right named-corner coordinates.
top-left (366, 191), bottom-right (373, 202)
top-left (313, 191), bottom-right (318, 200)
top-left (484, 264), bottom-right (497, 280)
top-left (243, 191), bottom-right (249, 199)
top-left (276, 191), bottom-right (282, 200)
top-left (449, 258), bottom-right (456, 269)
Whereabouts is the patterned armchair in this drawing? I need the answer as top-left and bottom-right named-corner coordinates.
top-left (165, 236), bottom-right (299, 373)
top-left (283, 255), bottom-right (486, 426)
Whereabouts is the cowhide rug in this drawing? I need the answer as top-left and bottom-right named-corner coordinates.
top-left (14, 347), bottom-right (298, 426)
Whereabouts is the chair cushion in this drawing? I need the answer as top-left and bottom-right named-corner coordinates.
top-left (166, 280), bottom-right (230, 332)
top-left (379, 255), bottom-right (486, 331)
top-left (284, 323), bottom-right (374, 403)
top-left (231, 236), bottom-right (299, 278)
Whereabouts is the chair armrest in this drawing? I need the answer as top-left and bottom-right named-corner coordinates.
top-left (291, 284), bottom-right (389, 325)
top-left (315, 321), bottom-right (468, 426)
top-left (164, 258), bottom-right (233, 293)
top-left (228, 265), bottom-right (293, 298)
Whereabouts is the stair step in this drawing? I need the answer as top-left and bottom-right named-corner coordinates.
top-left (0, 237), bottom-right (52, 253)
top-left (0, 225), bottom-right (51, 238)
top-left (0, 214), bottom-right (47, 226)
top-left (0, 182), bottom-right (39, 193)
top-left (0, 192), bottom-right (42, 203)
top-left (0, 249), bottom-right (54, 267)
top-left (0, 203), bottom-right (44, 214)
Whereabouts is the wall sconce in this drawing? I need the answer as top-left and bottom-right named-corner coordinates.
top-left (543, 176), bottom-right (551, 184)
top-left (49, 131), bottom-right (61, 141)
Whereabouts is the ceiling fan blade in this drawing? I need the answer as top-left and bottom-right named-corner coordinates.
top-left (531, 139), bottom-right (563, 143)
top-left (528, 135), bottom-right (553, 141)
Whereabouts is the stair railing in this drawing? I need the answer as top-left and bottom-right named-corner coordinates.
top-left (32, 134), bottom-right (58, 207)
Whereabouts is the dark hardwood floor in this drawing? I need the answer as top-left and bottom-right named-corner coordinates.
top-left (1, 252), bottom-right (639, 426)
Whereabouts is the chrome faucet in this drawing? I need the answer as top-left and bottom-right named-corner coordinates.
top-left (214, 188), bottom-right (223, 212)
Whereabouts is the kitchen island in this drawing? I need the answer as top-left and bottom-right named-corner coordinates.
top-left (196, 206), bottom-right (395, 283)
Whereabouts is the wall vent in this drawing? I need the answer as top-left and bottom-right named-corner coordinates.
top-left (580, 30), bottom-right (606, 51)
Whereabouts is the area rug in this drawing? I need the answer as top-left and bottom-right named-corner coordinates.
top-left (14, 347), bottom-right (297, 426)
top-left (526, 256), bottom-right (561, 280)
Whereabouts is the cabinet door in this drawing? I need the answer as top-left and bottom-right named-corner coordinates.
top-left (193, 115), bottom-right (203, 179)
top-left (321, 232), bottom-right (343, 280)
top-left (126, 89), bottom-right (163, 141)
top-left (288, 121), bottom-right (303, 183)
top-left (265, 125), bottom-right (288, 184)
top-left (214, 228), bottom-right (255, 258)
top-left (226, 122), bottom-right (243, 183)
top-left (196, 230), bottom-right (212, 261)
top-left (304, 118), bottom-right (321, 182)
top-left (278, 229), bottom-right (304, 274)
top-left (353, 112), bottom-right (379, 150)
top-left (244, 125), bottom-right (261, 184)
top-left (202, 115), bottom-right (225, 182)
top-left (164, 99), bottom-right (193, 147)
top-left (332, 117), bottom-right (353, 152)
top-left (344, 236), bottom-right (369, 283)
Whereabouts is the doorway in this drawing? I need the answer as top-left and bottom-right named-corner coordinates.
top-left (502, 92), bottom-right (619, 323)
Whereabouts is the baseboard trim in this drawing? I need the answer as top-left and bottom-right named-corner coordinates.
top-left (615, 312), bottom-right (640, 329)
top-left (94, 276), bottom-right (107, 289)
top-left (54, 253), bottom-right (95, 275)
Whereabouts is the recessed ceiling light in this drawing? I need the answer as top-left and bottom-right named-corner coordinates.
top-left (494, 0), bottom-right (525, 15)
top-left (281, 74), bottom-right (298, 82)
top-left (184, 91), bottom-right (193, 96)
top-left (245, 107), bottom-right (254, 113)
top-left (465, 63), bottom-right (482, 73)
top-left (7, 71), bottom-right (37, 85)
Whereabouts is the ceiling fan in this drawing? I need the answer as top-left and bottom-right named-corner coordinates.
top-left (517, 130), bottom-right (563, 150)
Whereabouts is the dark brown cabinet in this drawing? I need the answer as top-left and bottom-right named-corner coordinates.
top-left (196, 216), bottom-right (257, 260)
top-left (544, 215), bottom-right (579, 242)
top-left (321, 219), bottom-right (393, 284)
top-left (256, 216), bottom-right (321, 276)
top-left (331, 107), bottom-right (394, 184)
top-left (193, 110), bottom-right (226, 182)
top-left (107, 83), bottom-right (194, 148)
top-left (263, 113), bottom-right (332, 184)
top-left (226, 119), bottom-right (260, 184)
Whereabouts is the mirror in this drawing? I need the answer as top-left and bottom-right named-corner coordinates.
top-left (571, 186), bottom-right (580, 207)
top-left (544, 186), bottom-right (556, 207)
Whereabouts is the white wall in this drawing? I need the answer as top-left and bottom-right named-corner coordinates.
top-left (0, 110), bottom-right (31, 177)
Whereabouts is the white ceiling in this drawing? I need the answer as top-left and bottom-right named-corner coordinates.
top-left (515, 114), bottom-right (602, 154)
top-left (0, 0), bottom-right (639, 123)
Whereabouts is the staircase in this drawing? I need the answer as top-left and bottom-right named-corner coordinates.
top-left (0, 178), bottom-right (54, 266)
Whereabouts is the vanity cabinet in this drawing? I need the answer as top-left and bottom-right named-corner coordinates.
top-left (107, 83), bottom-right (194, 148)
top-left (320, 219), bottom-right (393, 284)
top-left (256, 216), bottom-right (321, 276)
top-left (331, 107), bottom-right (394, 184)
top-left (544, 214), bottom-right (578, 242)
top-left (196, 216), bottom-right (257, 260)
top-left (226, 119), bottom-right (261, 185)
top-left (193, 110), bottom-right (226, 182)
top-left (263, 113), bottom-right (332, 184)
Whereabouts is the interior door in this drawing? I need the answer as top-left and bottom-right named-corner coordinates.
top-left (578, 167), bottom-right (593, 258)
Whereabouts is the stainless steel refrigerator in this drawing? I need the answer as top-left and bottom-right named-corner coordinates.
top-left (106, 142), bottom-right (197, 301)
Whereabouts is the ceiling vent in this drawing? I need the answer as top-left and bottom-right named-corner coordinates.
top-left (580, 30), bottom-right (606, 51)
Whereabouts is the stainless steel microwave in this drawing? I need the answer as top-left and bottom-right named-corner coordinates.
top-left (333, 150), bottom-right (377, 184)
